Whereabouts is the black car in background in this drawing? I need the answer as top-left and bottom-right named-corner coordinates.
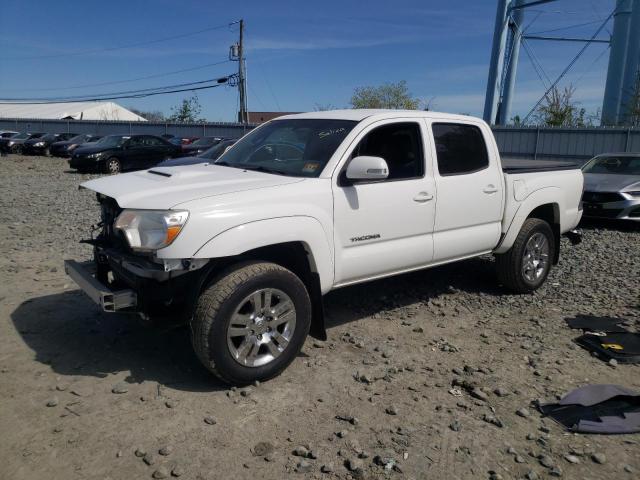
top-left (0, 132), bottom-right (45, 153)
top-left (49, 134), bottom-right (102, 157)
top-left (156, 139), bottom-right (237, 167)
top-left (0, 130), bottom-right (19, 138)
top-left (181, 136), bottom-right (224, 156)
top-left (22, 132), bottom-right (77, 155)
top-left (69, 134), bottom-right (181, 173)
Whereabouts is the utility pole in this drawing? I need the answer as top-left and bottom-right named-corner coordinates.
top-left (238, 19), bottom-right (248, 124)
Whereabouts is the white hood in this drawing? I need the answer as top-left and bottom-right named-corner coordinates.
top-left (81, 165), bottom-right (304, 209)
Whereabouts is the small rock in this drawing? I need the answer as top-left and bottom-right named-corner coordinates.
top-left (470, 388), bottom-right (488, 401)
top-left (591, 453), bottom-right (606, 464)
top-left (111, 382), bottom-right (129, 394)
top-left (515, 455), bottom-right (526, 463)
top-left (525, 470), bottom-right (539, 480)
top-left (203, 416), bottom-right (217, 425)
top-left (252, 441), bottom-right (274, 457)
top-left (336, 430), bottom-right (348, 438)
top-left (516, 407), bottom-right (530, 418)
top-left (608, 359), bottom-right (618, 368)
top-left (152, 467), bottom-right (169, 479)
top-left (320, 463), bottom-right (334, 473)
top-left (293, 446), bottom-right (309, 457)
top-left (55, 383), bottom-right (68, 392)
top-left (550, 466), bottom-right (563, 477)
top-left (539, 455), bottom-right (554, 468)
top-left (449, 420), bottom-right (461, 432)
top-left (385, 405), bottom-right (398, 415)
top-left (296, 460), bottom-right (312, 473)
top-left (143, 453), bottom-right (156, 466)
top-left (135, 448), bottom-right (147, 458)
top-left (165, 400), bottom-right (177, 409)
top-left (623, 465), bottom-right (634, 473)
top-left (171, 465), bottom-right (184, 477)
top-left (116, 450), bottom-right (123, 458)
top-left (494, 387), bottom-right (509, 397)
top-left (563, 454), bottom-right (580, 464)
top-left (346, 457), bottom-right (363, 471)
top-left (46, 397), bottom-right (58, 407)
top-left (158, 446), bottom-right (172, 456)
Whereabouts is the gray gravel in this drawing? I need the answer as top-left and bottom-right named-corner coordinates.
top-left (0, 155), bottom-right (639, 479)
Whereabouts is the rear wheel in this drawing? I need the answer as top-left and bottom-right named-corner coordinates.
top-left (104, 157), bottom-right (121, 174)
top-left (191, 261), bottom-right (311, 385)
top-left (495, 218), bottom-right (555, 293)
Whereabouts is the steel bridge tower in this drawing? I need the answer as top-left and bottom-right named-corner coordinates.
top-left (483, 0), bottom-right (640, 126)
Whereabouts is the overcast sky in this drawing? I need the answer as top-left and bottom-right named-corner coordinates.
top-left (0, 0), bottom-right (615, 122)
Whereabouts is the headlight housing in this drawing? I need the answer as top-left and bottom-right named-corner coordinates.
top-left (114, 209), bottom-right (189, 251)
top-left (87, 152), bottom-right (103, 159)
top-left (626, 191), bottom-right (640, 197)
top-left (34, 141), bottom-right (45, 147)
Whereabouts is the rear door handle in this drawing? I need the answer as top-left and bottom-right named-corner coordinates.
top-left (483, 184), bottom-right (498, 194)
top-left (413, 192), bottom-right (434, 203)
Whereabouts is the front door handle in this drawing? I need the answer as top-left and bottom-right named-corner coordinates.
top-left (413, 192), bottom-right (434, 203)
top-left (483, 184), bottom-right (499, 194)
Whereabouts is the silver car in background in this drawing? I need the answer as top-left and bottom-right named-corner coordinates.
top-left (581, 153), bottom-right (640, 221)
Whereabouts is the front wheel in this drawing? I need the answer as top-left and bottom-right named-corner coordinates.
top-left (495, 218), bottom-right (555, 293)
top-left (191, 262), bottom-right (311, 385)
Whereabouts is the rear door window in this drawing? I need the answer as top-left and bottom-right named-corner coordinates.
top-left (432, 123), bottom-right (489, 176)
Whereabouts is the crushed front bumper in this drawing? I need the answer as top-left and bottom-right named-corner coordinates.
top-left (64, 259), bottom-right (137, 312)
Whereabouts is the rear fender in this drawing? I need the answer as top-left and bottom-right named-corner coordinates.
top-left (494, 187), bottom-right (561, 254)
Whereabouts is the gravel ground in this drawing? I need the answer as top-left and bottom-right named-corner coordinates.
top-left (0, 154), bottom-right (639, 480)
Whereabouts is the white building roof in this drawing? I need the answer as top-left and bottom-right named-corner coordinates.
top-left (0, 101), bottom-right (147, 121)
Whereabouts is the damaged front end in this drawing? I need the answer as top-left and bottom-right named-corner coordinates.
top-left (65, 194), bottom-right (210, 321)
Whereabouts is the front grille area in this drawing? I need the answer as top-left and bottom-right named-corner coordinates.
top-left (582, 207), bottom-right (623, 218)
top-left (98, 196), bottom-right (127, 250)
top-left (581, 191), bottom-right (625, 203)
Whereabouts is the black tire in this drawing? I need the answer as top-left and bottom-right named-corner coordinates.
top-left (191, 261), bottom-right (311, 385)
top-left (11, 145), bottom-right (21, 154)
top-left (104, 157), bottom-right (121, 174)
top-left (495, 218), bottom-right (555, 293)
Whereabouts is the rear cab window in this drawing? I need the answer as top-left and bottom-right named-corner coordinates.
top-left (432, 123), bottom-right (489, 176)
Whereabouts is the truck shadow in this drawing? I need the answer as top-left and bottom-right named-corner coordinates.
top-left (325, 255), bottom-right (500, 328)
top-left (10, 291), bottom-right (228, 392)
top-left (11, 256), bottom-right (499, 391)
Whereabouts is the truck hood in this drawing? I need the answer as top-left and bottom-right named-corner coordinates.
top-left (583, 173), bottom-right (640, 192)
top-left (80, 165), bottom-right (304, 210)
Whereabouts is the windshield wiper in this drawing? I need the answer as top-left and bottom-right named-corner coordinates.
top-left (240, 165), bottom-right (291, 176)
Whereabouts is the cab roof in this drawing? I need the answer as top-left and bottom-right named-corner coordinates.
top-left (277, 109), bottom-right (481, 124)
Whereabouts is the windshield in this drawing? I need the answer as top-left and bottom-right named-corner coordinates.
top-left (41, 134), bottom-right (57, 141)
top-left (192, 137), bottom-right (220, 147)
top-left (11, 133), bottom-right (28, 139)
top-left (95, 135), bottom-right (128, 148)
top-left (215, 119), bottom-right (356, 177)
top-left (29, 133), bottom-right (45, 139)
top-left (199, 140), bottom-right (235, 160)
top-left (582, 156), bottom-right (640, 175)
top-left (68, 134), bottom-right (87, 143)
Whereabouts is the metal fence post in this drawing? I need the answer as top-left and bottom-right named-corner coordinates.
top-left (625, 127), bottom-right (631, 152)
top-left (534, 127), bottom-right (540, 160)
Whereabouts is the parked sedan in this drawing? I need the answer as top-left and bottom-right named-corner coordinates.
top-left (69, 134), bottom-right (181, 173)
top-left (155, 139), bottom-right (237, 167)
top-left (0, 132), bottom-right (45, 154)
top-left (22, 132), bottom-right (77, 156)
top-left (50, 134), bottom-right (102, 157)
top-left (581, 153), bottom-right (640, 221)
top-left (0, 130), bottom-right (19, 138)
top-left (181, 136), bottom-right (224, 156)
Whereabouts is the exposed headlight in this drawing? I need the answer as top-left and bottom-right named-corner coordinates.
top-left (8, 141), bottom-right (15, 146)
top-left (34, 141), bottom-right (45, 147)
top-left (114, 210), bottom-right (189, 251)
top-left (87, 152), bottom-right (103, 159)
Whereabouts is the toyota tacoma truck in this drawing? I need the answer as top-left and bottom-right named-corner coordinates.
top-left (65, 110), bottom-right (584, 384)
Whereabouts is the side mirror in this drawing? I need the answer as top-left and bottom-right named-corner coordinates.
top-left (346, 156), bottom-right (389, 181)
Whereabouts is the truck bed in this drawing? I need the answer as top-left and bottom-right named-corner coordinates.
top-left (502, 158), bottom-right (581, 174)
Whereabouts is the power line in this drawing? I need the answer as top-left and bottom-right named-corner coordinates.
top-left (0, 20), bottom-right (240, 61)
top-left (0, 82), bottom-right (232, 105)
top-left (0, 75), bottom-right (235, 103)
top-left (528, 18), bottom-right (609, 36)
top-left (2, 60), bottom-right (233, 92)
top-left (522, 9), bottom-right (615, 123)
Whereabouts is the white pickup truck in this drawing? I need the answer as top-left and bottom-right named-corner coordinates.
top-left (65, 110), bottom-right (584, 384)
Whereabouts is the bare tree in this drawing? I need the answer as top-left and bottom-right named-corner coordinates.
top-left (168, 95), bottom-right (205, 123)
top-left (624, 72), bottom-right (640, 127)
top-left (313, 103), bottom-right (336, 111)
top-left (128, 108), bottom-right (166, 122)
top-left (534, 85), bottom-right (587, 127)
top-left (350, 81), bottom-right (420, 110)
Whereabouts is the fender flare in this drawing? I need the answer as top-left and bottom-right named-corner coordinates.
top-left (494, 187), bottom-right (561, 254)
top-left (193, 216), bottom-right (334, 293)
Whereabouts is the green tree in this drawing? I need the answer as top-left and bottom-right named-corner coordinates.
top-left (350, 80), bottom-right (420, 110)
top-left (169, 95), bottom-right (205, 123)
top-left (534, 85), bottom-right (586, 127)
